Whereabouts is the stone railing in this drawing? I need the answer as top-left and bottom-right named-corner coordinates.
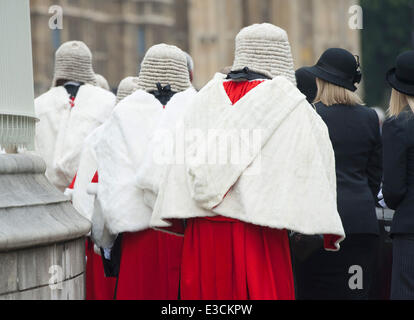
top-left (0, 153), bottom-right (91, 300)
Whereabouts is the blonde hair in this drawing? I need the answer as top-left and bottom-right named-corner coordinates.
top-left (315, 78), bottom-right (364, 106)
top-left (388, 88), bottom-right (414, 117)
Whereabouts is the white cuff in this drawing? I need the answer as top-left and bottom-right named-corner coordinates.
top-left (93, 244), bottom-right (101, 256)
top-left (64, 188), bottom-right (74, 200)
top-left (86, 183), bottom-right (98, 195)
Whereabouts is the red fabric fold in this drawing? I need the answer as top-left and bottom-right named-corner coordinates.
top-left (181, 218), bottom-right (295, 300)
top-left (178, 80), bottom-right (295, 300)
top-left (68, 174), bottom-right (77, 190)
top-left (323, 234), bottom-right (343, 251)
top-left (223, 80), bottom-right (264, 105)
top-left (85, 239), bottom-right (117, 300)
top-left (116, 230), bottom-right (183, 300)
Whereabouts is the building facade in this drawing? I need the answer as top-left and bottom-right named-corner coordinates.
top-left (31, 0), bottom-right (360, 94)
top-left (31, 0), bottom-right (187, 95)
top-left (188, 0), bottom-right (361, 88)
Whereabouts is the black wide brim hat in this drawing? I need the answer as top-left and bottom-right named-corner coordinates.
top-left (306, 48), bottom-right (360, 92)
top-left (295, 67), bottom-right (317, 103)
top-left (386, 68), bottom-right (414, 97)
top-left (307, 64), bottom-right (357, 92)
top-left (386, 51), bottom-right (414, 96)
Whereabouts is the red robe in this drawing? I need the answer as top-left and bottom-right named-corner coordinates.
top-left (179, 80), bottom-right (294, 300)
top-left (180, 80), bottom-right (340, 300)
top-left (113, 99), bottom-right (184, 300)
top-left (115, 230), bottom-right (183, 300)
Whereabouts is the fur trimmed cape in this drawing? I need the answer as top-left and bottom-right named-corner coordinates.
top-left (71, 127), bottom-right (102, 222)
top-left (34, 84), bottom-right (116, 191)
top-left (93, 88), bottom-right (196, 237)
top-left (147, 73), bottom-right (345, 249)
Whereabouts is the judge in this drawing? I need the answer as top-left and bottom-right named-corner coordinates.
top-left (147, 23), bottom-right (345, 300)
top-left (68, 76), bottom-right (141, 300)
top-left (95, 74), bottom-right (111, 91)
top-left (115, 76), bottom-right (139, 103)
top-left (93, 44), bottom-right (196, 300)
top-left (34, 41), bottom-right (116, 192)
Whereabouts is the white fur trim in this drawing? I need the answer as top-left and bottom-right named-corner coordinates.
top-left (151, 74), bottom-right (345, 241)
top-left (35, 84), bottom-right (116, 191)
top-left (94, 244), bottom-right (101, 256)
top-left (87, 182), bottom-right (98, 195)
top-left (91, 196), bottom-right (117, 249)
top-left (70, 127), bottom-right (102, 221)
top-left (94, 88), bottom-right (196, 235)
top-left (63, 188), bottom-right (73, 199)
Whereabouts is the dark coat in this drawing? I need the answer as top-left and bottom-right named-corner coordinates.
top-left (315, 102), bottom-right (382, 235)
top-left (382, 109), bottom-right (414, 235)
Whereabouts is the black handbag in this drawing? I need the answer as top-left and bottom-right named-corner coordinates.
top-left (100, 233), bottom-right (123, 278)
top-left (289, 231), bottom-right (324, 262)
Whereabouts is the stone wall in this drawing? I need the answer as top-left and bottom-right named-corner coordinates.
top-left (188, 0), bottom-right (361, 89)
top-left (0, 238), bottom-right (85, 300)
top-left (30, 0), bottom-right (361, 94)
top-left (30, 0), bottom-right (183, 95)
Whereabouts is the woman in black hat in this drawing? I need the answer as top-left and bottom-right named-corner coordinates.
top-left (295, 67), bottom-right (317, 103)
top-left (294, 48), bottom-right (382, 300)
top-left (382, 50), bottom-right (414, 300)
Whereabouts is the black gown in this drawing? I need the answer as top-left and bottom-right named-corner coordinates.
top-left (294, 102), bottom-right (382, 300)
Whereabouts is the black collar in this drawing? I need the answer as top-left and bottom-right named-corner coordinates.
top-left (226, 67), bottom-right (271, 81)
top-left (63, 81), bottom-right (83, 99)
top-left (150, 82), bottom-right (176, 106)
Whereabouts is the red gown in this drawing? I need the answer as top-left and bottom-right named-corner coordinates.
top-left (180, 80), bottom-right (295, 300)
top-left (180, 80), bottom-right (342, 300)
top-left (114, 99), bottom-right (184, 300)
top-left (115, 230), bottom-right (183, 300)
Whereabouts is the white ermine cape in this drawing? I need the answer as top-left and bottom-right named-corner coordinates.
top-left (71, 126), bottom-right (102, 222)
top-left (93, 88), bottom-right (196, 236)
top-left (70, 125), bottom-right (116, 248)
top-left (35, 84), bottom-right (116, 191)
top-left (149, 73), bottom-right (345, 249)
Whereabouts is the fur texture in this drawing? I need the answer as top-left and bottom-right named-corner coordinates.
top-left (150, 73), bottom-right (345, 249)
top-left (34, 84), bottom-right (116, 191)
top-left (93, 88), bottom-right (196, 236)
top-left (71, 126), bottom-right (102, 221)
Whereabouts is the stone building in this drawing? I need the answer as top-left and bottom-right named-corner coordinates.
top-left (188, 0), bottom-right (361, 88)
top-left (31, 0), bottom-right (360, 93)
top-left (31, 0), bottom-right (188, 95)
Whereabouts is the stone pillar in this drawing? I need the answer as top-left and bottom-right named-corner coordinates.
top-left (0, 0), bottom-right (91, 300)
top-left (0, 155), bottom-right (90, 300)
